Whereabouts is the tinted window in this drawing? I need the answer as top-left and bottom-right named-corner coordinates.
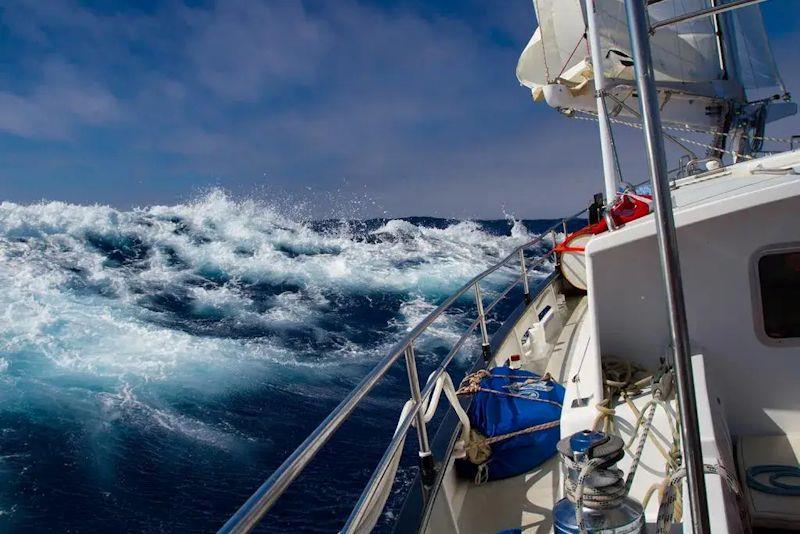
top-left (759, 251), bottom-right (800, 338)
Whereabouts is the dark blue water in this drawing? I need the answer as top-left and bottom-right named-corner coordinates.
top-left (0, 191), bottom-right (566, 532)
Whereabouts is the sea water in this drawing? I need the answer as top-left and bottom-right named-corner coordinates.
top-left (0, 190), bottom-right (562, 532)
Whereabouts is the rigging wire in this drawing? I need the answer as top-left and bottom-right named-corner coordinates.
top-left (556, 31), bottom-right (589, 81)
top-left (598, 93), bottom-right (626, 185)
top-left (604, 92), bottom-right (699, 158)
top-left (571, 111), bottom-right (762, 161)
top-left (532, 0), bottom-right (551, 81)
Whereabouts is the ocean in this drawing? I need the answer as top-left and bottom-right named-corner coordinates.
top-left (0, 190), bottom-right (563, 532)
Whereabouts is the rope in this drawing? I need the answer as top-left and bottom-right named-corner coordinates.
top-left (456, 370), bottom-right (558, 407)
top-left (655, 463), bottom-right (741, 534)
top-left (556, 31), bottom-right (588, 81)
top-left (464, 421), bottom-right (561, 485)
top-left (625, 396), bottom-right (658, 493)
top-left (531, 0), bottom-right (550, 81)
top-left (593, 360), bottom-right (652, 434)
top-left (482, 420), bottom-right (560, 446)
top-left (563, 456), bottom-right (629, 533)
top-left (673, 134), bottom-right (754, 160)
top-left (588, 360), bottom-right (749, 532)
top-left (593, 360), bottom-right (684, 524)
top-left (456, 369), bottom-right (491, 395)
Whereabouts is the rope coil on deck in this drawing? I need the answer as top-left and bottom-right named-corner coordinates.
top-left (746, 464), bottom-right (800, 496)
top-left (592, 360), bottom-right (687, 525)
top-left (588, 359), bottom-right (752, 533)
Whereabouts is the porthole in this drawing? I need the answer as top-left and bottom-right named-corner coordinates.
top-left (752, 244), bottom-right (800, 345)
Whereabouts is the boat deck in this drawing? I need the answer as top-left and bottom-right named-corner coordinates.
top-left (415, 151), bottom-right (800, 534)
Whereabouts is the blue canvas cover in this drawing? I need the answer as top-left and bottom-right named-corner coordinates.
top-left (456, 367), bottom-right (564, 482)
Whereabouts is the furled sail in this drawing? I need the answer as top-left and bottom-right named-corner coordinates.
top-left (516, 0), bottom-right (588, 99)
top-left (516, 0), bottom-right (788, 127)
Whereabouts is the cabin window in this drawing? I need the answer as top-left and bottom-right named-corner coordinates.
top-left (757, 250), bottom-right (800, 339)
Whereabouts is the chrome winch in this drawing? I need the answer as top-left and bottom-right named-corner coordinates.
top-left (553, 430), bottom-right (644, 533)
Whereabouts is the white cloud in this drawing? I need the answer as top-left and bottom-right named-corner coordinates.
top-left (0, 59), bottom-right (121, 139)
top-left (184, 0), bottom-right (329, 102)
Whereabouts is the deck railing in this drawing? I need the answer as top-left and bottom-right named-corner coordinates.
top-left (218, 208), bottom-right (588, 533)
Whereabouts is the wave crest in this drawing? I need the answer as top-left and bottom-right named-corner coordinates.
top-left (0, 190), bottom-right (548, 383)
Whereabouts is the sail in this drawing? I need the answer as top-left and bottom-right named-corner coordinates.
top-left (723, 2), bottom-right (785, 97)
top-left (518, 0), bottom-right (728, 92)
top-left (516, 0), bottom-right (791, 127)
top-left (597, 0), bottom-right (725, 88)
top-left (517, 0), bottom-right (587, 92)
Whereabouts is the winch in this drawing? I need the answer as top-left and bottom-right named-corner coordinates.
top-left (553, 430), bottom-right (644, 533)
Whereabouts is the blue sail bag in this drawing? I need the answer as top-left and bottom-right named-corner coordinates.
top-left (456, 366), bottom-right (564, 482)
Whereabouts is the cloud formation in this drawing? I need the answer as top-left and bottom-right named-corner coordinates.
top-left (0, 0), bottom-right (797, 218)
top-left (0, 60), bottom-right (121, 139)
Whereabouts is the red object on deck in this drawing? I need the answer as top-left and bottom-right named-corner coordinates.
top-left (554, 193), bottom-right (652, 254)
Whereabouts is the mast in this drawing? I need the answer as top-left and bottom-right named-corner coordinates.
top-left (622, 1), bottom-right (711, 533)
top-left (585, 0), bottom-right (619, 204)
top-left (707, 0), bottom-right (738, 158)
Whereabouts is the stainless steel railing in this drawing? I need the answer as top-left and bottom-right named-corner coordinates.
top-left (219, 208), bottom-right (588, 533)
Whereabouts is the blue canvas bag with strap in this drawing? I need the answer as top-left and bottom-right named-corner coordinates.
top-left (456, 366), bottom-right (564, 482)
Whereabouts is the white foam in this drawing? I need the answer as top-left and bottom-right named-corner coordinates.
top-left (98, 383), bottom-right (245, 449)
top-left (392, 296), bottom-right (477, 361)
top-left (0, 190), bottom-right (548, 390)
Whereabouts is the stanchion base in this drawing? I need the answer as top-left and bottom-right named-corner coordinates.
top-left (420, 453), bottom-right (437, 487)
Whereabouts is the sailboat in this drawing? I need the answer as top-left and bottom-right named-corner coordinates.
top-left (219, 0), bottom-right (800, 532)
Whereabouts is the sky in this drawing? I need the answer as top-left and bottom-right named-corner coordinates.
top-left (0, 0), bottom-right (798, 219)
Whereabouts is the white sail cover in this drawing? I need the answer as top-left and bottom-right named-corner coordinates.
top-left (517, 0), bottom-right (783, 101)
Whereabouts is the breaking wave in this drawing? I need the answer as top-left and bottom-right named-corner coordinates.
top-left (0, 190), bottom-right (555, 531)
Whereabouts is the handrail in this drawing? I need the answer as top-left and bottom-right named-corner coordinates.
top-left (218, 207), bottom-right (588, 534)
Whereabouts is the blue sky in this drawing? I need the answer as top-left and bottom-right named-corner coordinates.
top-left (0, 0), bottom-right (798, 219)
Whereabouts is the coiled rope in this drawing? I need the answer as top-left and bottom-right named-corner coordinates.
top-left (593, 360), bottom-right (652, 435)
top-left (594, 360), bottom-right (684, 521)
top-left (563, 456), bottom-right (628, 533)
top-left (746, 464), bottom-right (800, 496)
